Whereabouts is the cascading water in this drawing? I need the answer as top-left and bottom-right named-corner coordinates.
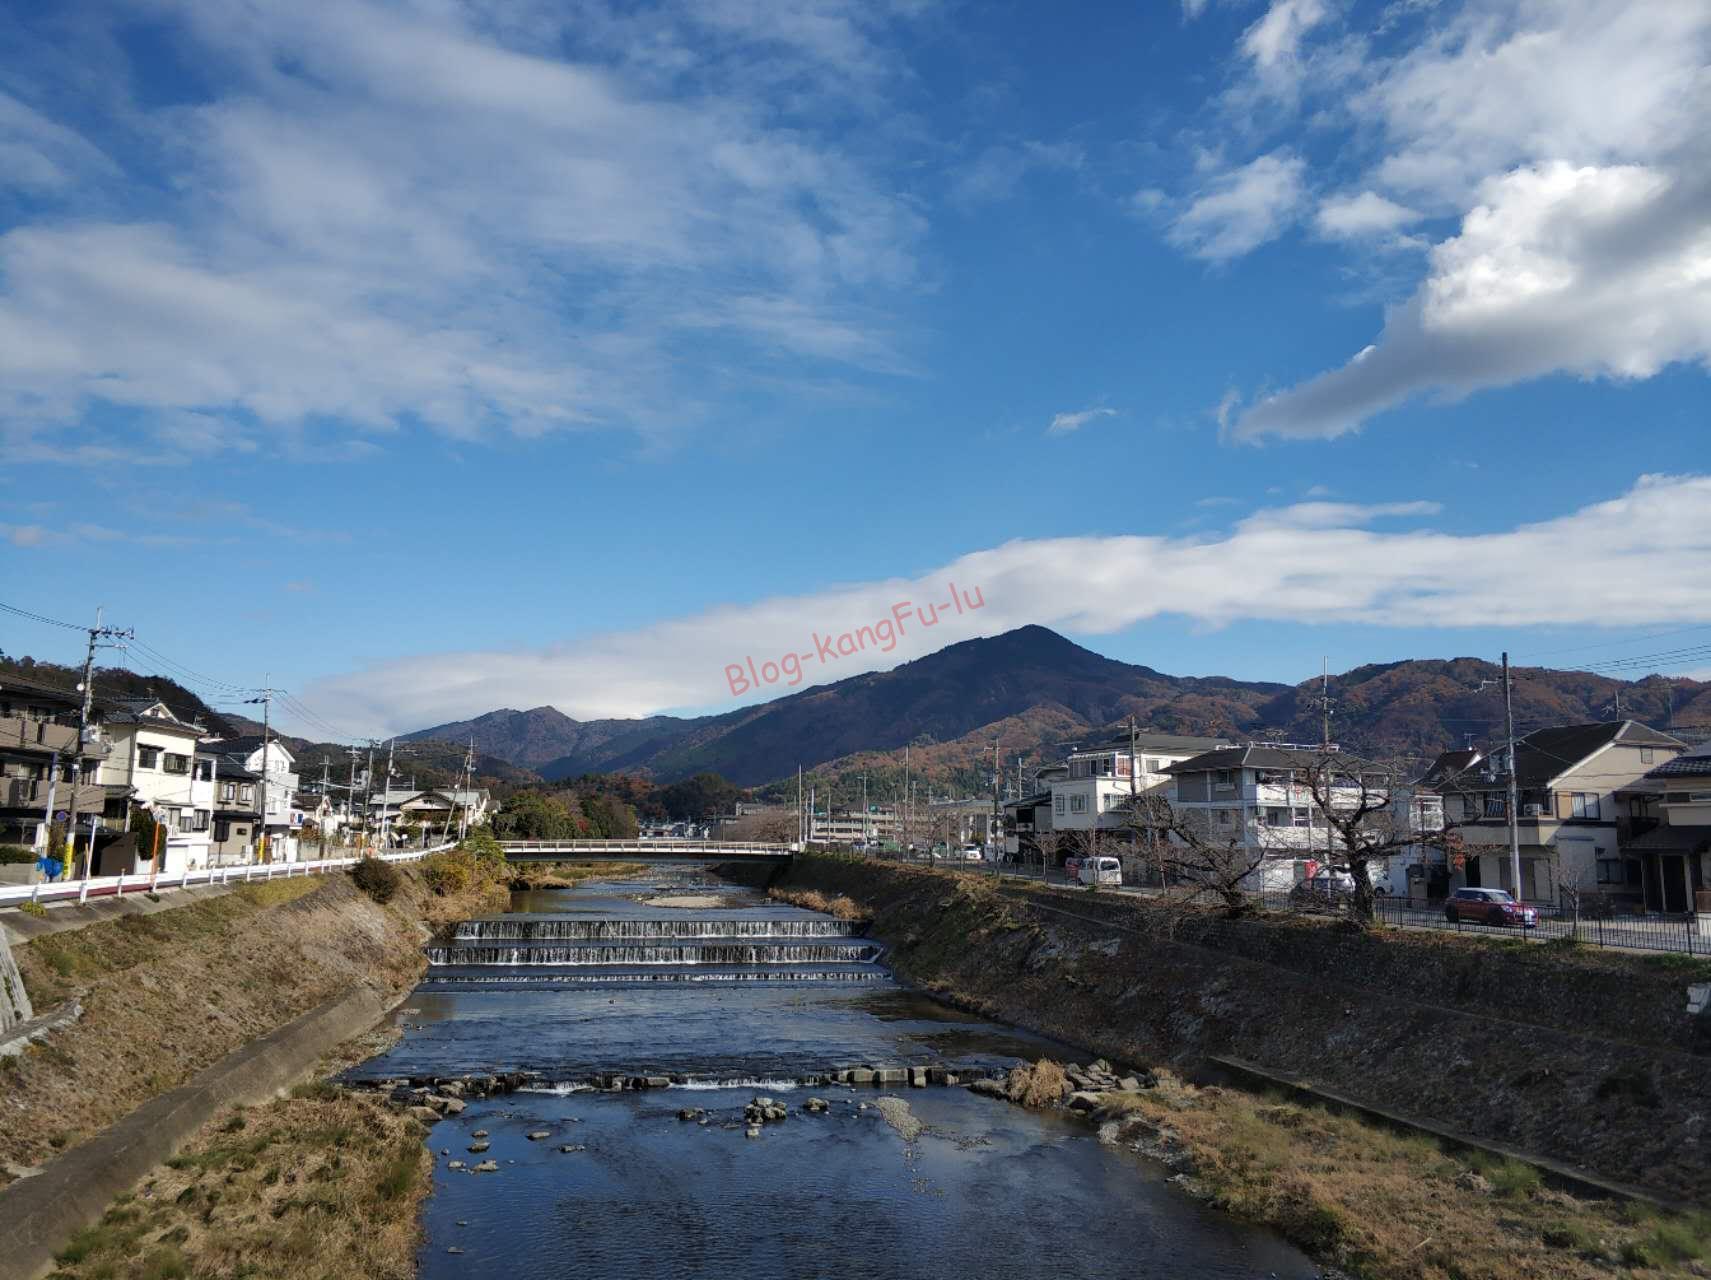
top-left (425, 893), bottom-right (888, 987)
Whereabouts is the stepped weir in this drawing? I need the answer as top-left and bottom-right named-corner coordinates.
top-left (425, 892), bottom-right (889, 986)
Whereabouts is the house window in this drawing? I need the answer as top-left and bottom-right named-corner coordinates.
top-left (1069, 795), bottom-right (1088, 814)
top-left (1484, 795), bottom-right (1506, 819)
top-left (163, 753), bottom-right (189, 775)
top-left (1265, 807), bottom-right (1287, 826)
top-left (239, 785), bottom-right (254, 804)
top-left (191, 810), bottom-right (210, 832)
top-left (220, 782), bottom-right (236, 802)
top-left (1214, 770), bottom-right (1235, 790)
top-left (1639, 747), bottom-right (1654, 764)
top-left (138, 746), bottom-right (160, 769)
top-left (214, 819), bottom-right (230, 842)
top-left (193, 759), bottom-right (212, 781)
top-left (1217, 809), bottom-right (1233, 826)
top-left (1146, 758), bottom-right (1163, 774)
top-left (1053, 795), bottom-right (1065, 816)
top-left (1292, 807), bottom-right (1312, 827)
top-left (1596, 859), bottom-right (1624, 885)
top-left (1570, 793), bottom-right (1602, 820)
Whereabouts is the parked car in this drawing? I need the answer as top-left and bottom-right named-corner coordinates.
top-left (1078, 855), bottom-right (1122, 887)
top-left (1444, 887), bottom-right (1538, 928)
top-left (1290, 868), bottom-right (1358, 911)
top-left (960, 844), bottom-right (985, 862)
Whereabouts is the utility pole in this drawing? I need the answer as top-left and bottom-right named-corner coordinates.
top-left (345, 747), bottom-right (361, 850)
top-left (362, 742), bottom-right (377, 851)
top-left (65, 609), bottom-right (133, 876)
top-left (903, 742), bottom-right (910, 855)
top-left (377, 737), bottom-right (396, 850)
top-left (1502, 652), bottom-right (1523, 903)
top-left (1320, 657), bottom-right (1334, 868)
top-left (991, 736), bottom-right (1001, 877)
top-left (861, 772), bottom-right (868, 846)
top-left (244, 686), bottom-right (281, 862)
top-left (796, 765), bottom-right (803, 847)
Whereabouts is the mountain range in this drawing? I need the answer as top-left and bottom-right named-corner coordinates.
top-left (402, 626), bottom-right (1711, 789)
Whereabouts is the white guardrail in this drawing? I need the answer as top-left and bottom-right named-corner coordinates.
top-left (499, 839), bottom-right (795, 855)
top-left (0, 843), bottom-right (460, 909)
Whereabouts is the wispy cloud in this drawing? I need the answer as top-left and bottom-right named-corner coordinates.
top-left (1046, 406), bottom-right (1118, 435)
top-left (1168, 151), bottom-right (1307, 261)
top-left (0, 0), bottom-right (932, 464)
top-left (302, 473), bottom-right (1711, 730)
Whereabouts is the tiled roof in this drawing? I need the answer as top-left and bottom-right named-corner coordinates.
top-left (1442, 721), bottom-right (1685, 792)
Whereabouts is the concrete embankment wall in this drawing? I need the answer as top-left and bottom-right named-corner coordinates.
top-left (0, 985), bottom-right (391, 1280)
top-left (750, 855), bottom-right (1711, 1205)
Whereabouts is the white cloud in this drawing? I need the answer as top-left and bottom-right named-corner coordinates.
top-left (1315, 190), bottom-right (1422, 239)
top-left (1182, 0), bottom-right (1212, 18)
top-left (949, 140), bottom-right (1084, 206)
top-left (0, 0), bottom-right (929, 461)
top-left (1236, 161), bottom-right (1711, 439)
top-left (1169, 151), bottom-right (1306, 261)
top-left (1046, 406), bottom-right (1118, 435)
top-left (1241, 0), bottom-right (1331, 68)
top-left (302, 473), bottom-right (1711, 729)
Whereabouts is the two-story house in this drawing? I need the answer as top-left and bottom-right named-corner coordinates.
top-left (210, 755), bottom-right (263, 864)
top-left (1163, 743), bottom-right (1442, 892)
top-left (1050, 732), bottom-right (1231, 836)
top-left (206, 739), bottom-right (301, 861)
top-left (99, 698), bottom-right (215, 876)
top-left (1625, 741), bottom-right (1711, 913)
top-left (0, 675), bottom-right (109, 852)
top-left (1436, 721), bottom-right (1687, 909)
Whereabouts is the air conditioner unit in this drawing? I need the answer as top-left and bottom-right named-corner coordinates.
top-left (1522, 804), bottom-right (1544, 817)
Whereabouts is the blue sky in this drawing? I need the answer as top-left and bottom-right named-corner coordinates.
top-left (2, 0), bottom-right (1709, 737)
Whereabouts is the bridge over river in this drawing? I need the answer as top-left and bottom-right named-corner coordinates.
top-left (499, 838), bottom-right (793, 864)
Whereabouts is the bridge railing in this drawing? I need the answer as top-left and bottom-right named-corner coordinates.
top-left (0, 843), bottom-right (459, 910)
top-left (499, 838), bottom-right (794, 854)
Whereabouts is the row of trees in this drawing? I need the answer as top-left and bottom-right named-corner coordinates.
top-left (492, 789), bottom-right (641, 841)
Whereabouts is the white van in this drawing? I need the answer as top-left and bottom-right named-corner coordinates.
top-left (1078, 856), bottom-right (1122, 887)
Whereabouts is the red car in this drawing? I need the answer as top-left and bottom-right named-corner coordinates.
top-left (1444, 887), bottom-right (1538, 928)
top-left (1063, 856), bottom-right (1082, 881)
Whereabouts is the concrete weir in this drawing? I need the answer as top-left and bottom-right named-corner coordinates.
top-left (0, 984), bottom-right (393, 1280)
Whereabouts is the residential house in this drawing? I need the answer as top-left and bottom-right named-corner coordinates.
top-left (99, 698), bottom-right (214, 876)
top-left (0, 675), bottom-right (108, 852)
top-left (367, 786), bottom-right (493, 845)
top-left (1164, 743), bottom-right (1442, 892)
top-left (1002, 791), bottom-right (1053, 860)
top-left (1050, 732), bottom-right (1231, 838)
top-left (1435, 721), bottom-right (1687, 908)
top-left (808, 806), bottom-right (898, 844)
top-left (1625, 741), bottom-right (1711, 913)
top-left (207, 739), bottom-right (302, 861)
top-left (210, 757), bottom-right (263, 864)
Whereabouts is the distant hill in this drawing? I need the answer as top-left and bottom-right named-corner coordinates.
top-left (402, 626), bottom-right (1709, 789)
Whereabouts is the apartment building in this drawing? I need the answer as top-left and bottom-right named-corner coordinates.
top-left (1049, 732), bottom-right (1230, 834)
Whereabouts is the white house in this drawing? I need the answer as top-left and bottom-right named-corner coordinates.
top-left (1050, 733), bottom-right (1231, 835)
top-left (208, 740), bottom-right (302, 862)
top-left (1164, 743), bottom-right (1442, 893)
top-left (97, 698), bottom-right (214, 876)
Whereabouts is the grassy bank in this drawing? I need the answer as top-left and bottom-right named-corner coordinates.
top-left (3, 862), bottom-right (504, 1182)
top-left (45, 1085), bottom-right (428, 1280)
top-left (1093, 1072), bottom-right (1710, 1279)
top-left (508, 861), bottom-right (646, 890)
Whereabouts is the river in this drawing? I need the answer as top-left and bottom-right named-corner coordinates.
top-left (353, 871), bottom-right (1320, 1279)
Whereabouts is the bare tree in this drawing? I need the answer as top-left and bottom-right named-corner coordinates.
top-left (1125, 792), bottom-right (1270, 913)
top-left (1298, 751), bottom-right (1465, 925)
top-left (1031, 829), bottom-right (1063, 882)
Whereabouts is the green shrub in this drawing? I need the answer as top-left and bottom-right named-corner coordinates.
top-left (19, 900), bottom-right (48, 918)
top-left (0, 844), bottom-right (36, 865)
top-left (421, 850), bottom-right (473, 896)
top-left (460, 825), bottom-right (506, 869)
top-left (350, 857), bottom-right (401, 904)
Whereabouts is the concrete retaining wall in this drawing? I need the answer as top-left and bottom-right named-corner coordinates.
top-left (0, 983), bottom-right (390, 1280)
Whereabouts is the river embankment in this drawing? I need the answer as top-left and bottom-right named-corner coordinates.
top-left (741, 855), bottom-right (1711, 1276)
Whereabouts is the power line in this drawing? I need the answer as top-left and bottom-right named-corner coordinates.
top-left (0, 599), bottom-right (88, 632)
top-left (1517, 624), bottom-right (1711, 661)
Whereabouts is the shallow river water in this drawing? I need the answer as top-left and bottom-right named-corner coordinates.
top-left (358, 873), bottom-right (1320, 1279)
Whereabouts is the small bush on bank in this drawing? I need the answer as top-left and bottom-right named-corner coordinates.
top-left (19, 900), bottom-right (48, 918)
top-left (0, 844), bottom-right (37, 865)
top-left (460, 825), bottom-right (506, 870)
top-left (421, 849), bottom-right (475, 896)
top-left (1006, 1058), bottom-right (1070, 1109)
top-left (350, 857), bottom-right (401, 904)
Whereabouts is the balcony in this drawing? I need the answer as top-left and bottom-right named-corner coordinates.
top-left (0, 715), bottom-right (79, 754)
top-left (0, 776), bottom-right (107, 812)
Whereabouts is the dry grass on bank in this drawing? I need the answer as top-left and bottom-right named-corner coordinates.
top-left (1103, 1074), bottom-right (1711, 1280)
top-left (769, 887), bottom-right (864, 920)
top-left (1005, 1058), bottom-right (1070, 1109)
top-left (2, 867), bottom-right (504, 1181)
top-left (510, 861), bottom-right (647, 889)
top-left (45, 1089), bottom-right (427, 1280)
